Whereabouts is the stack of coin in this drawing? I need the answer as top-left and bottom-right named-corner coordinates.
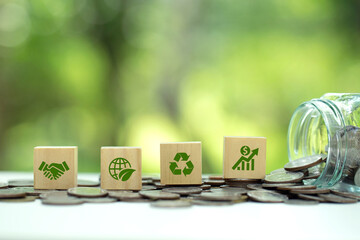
top-left (327, 126), bottom-right (360, 186)
top-left (1, 166), bottom-right (359, 207)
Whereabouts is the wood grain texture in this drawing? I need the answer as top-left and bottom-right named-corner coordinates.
top-left (160, 142), bottom-right (202, 185)
top-left (34, 146), bottom-right (78, 190)
top-left (101, 147), bottom-right (142, 190)
top-left (223, 137), bottom-right (266, 179)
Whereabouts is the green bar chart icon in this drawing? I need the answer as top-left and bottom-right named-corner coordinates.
top-left (232, 146), bottom-right (259, 171)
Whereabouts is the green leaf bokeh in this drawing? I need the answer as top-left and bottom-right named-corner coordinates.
top-left (0, 0), bottom-right (359, 174)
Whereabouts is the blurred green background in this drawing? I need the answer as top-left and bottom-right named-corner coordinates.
top-left (0, 0), bottom-right (359, 174)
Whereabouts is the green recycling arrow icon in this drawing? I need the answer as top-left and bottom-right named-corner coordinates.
top-left (169, 162), bottom-right (181, 175)
top-left (174, 152), bottom-right (189, 162)
top-left (169, 152), bottom-right (194, 176)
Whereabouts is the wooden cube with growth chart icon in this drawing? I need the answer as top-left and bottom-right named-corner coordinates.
top-left (223, 137), bottom-right (266, 179)
top-left (101, 147), bottom-right (142, 190)
top-left (34, 146), bottom-right (78, 190)
top-left (160, 142), bottom-right (202, 185)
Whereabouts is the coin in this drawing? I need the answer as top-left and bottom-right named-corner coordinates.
top-left (191, 200), bottom-right (235, 206)
top-left (11, 187), bottom-right (34, 193)
top-left (8, 179), bottom-right (34, 187)
top-left (11, 187), bottom-right (56, 196)
top-left (225, 183), bottom-right (249, 188)
top-left (246, 184), bottom-right (263, 190)
top-left (123, 198), bottom-right (153, 203)
top-left (77, 179), bottom-right (100, 187)
top-left (284, 155), bottom-right (323, 172)
top-left (153, 182), bottom-right (166, 189)
top-left (0, 196), bottom-right (38, 203)
top-left (109, 192), bottom-right (143, 201)
top-left (197, 192), bottom-right (247, 201)
top-left (108, 190), bottom-right (133, 196)
top-left (290, 188), bottom-right (330, 195)
top-left (226, 178), bottom-right (261, 183)
top-left (264, 172), bottom-right (304, 183)
top-left (162, 187), bottom-right (202, 196)
top-left (297, 194), bottom-right (325, 202)
top-left (319, 194), bottom-right (357, 203)
top-left (308, 162), bottom-right (324, 172)
top-left (151, 176), bottom-right (160, 182)
top-left (330, 189), bottom-right (360, 200)
top-left (225, 179), bottom-right (261, 187)
top-left (270, 168), bottom-right (287, 175)
top-left (247, 190), bottom-right (288, 203)
top-left (188, 193), bottom-right (201, 198)
top-left (262, 183), bottom-right (296, 189)
top-left (80, 197), bottom-right (117, 203)
top-left (233, 195), bottom-right (248, 203)
top-left (203, 179), bottom-right (225, 186)
top-left (139, 190), bottom-right (180, 200)
top-left (277, 185), bottom-right (317, 191)
top-left (0, 182), bottom-right (8, 189)
top-left (151, 200), bottom-right (192, 208)
top-left (200, 184), bottom-right (211, 190)
top-left (354, 167), bottom-right (360, 187)
top-left (142, 179), bottom-right (153, 185)
top-left (212, 187), bottom-right (249, 195)
top-left (40, 191), bottom-right (69, 199)
top-left (68, 187), bottom-right (108, 198)
top-left (42, 198), bottom-right (84, 205)
top-left (284, 199), bottom-right (319, 205)
top-left (303, 172), bottom-right (321, 180)
top-left (0, 189), bottom-right (26, 198)
top-left (142, 185), bottom-right (157, 191)
top-left (31, 189), bottom-right (57, 196)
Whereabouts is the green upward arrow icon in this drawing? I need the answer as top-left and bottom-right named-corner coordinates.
top-left (232, 148), bottom-right (259, 170)
top-left (247, 148), bottom-right (259, 160)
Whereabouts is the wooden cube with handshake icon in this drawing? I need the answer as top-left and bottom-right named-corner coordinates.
top-left (34, 146), bottom-right (78, 189)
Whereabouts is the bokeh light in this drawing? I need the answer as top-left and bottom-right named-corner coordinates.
top-left (0, 0), bottom-right (359, 174)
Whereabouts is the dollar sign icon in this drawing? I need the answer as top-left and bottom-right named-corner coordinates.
top-left (240, 145), bottom-right (250, 156)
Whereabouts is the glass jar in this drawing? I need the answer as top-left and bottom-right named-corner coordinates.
top-left (287, 93), bottom-right (360, 192)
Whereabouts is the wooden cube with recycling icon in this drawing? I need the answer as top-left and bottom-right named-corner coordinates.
top-left (101, 147), bottom-right (142, 190)
top-left (160, 142), bottom-right (202, 185)
top-left (223, 137), bottom-right (266, 179)
top-left (34, 146), bottom-right (78, 190)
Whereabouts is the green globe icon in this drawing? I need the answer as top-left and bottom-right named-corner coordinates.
top-left (109, 158), bottom-right (133, 180)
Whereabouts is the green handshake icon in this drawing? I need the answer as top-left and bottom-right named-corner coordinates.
top-left (38, 161), bottom-right (69, 180)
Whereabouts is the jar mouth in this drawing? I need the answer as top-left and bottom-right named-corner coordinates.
top-left (287, 102), bottom-right (328, 161)
top-left (287, 99), bottom-right (347, 187)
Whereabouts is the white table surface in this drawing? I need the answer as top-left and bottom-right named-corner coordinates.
top-left (0, 172), bottom-right (359, 240)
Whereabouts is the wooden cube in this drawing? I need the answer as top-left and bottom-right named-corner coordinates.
top-left (101, 147), bottom-right (142, 190)
top-left (160, 142), bottom-right (202, 185)
top-left (34, 146), bottom-right (78, 190)
top-left (223, 137), bottom-right (266, 179)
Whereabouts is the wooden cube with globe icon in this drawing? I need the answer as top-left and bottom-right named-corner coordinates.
top-left (160, 142), bottom-right (202, 185)
top-left (223, 137), bottom-right (266, 179)
top-left (101, 147), bottom-right (142, 190)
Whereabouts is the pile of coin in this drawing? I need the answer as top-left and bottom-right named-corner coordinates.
top-left (328, 126), bottom-right (360, 186)
top-left (0, 156), bottom-right (360, 208)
